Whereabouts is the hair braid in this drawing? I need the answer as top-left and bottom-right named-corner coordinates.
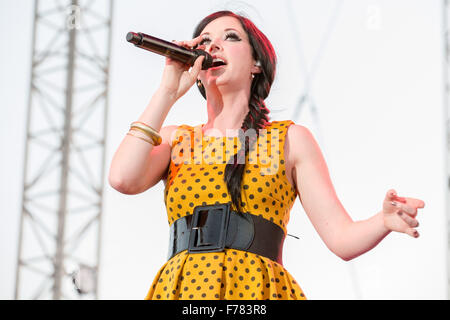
top-left (192, 11), bottom-right (277, 214)
top-left (224, 94), bottom-right (270, 213)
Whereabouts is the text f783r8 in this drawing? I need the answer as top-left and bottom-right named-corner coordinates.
top-left (226, 304), bottom-right (267, 315)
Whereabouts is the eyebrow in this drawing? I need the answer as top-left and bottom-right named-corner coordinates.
top-left (200, 28), bottom-right (240, 37)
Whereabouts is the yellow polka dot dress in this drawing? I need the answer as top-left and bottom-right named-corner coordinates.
top-left (145, 120), bottom-right (307, 300)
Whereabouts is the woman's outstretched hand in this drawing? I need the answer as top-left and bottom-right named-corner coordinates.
top-left (382, 189), bottom-right (425, 238)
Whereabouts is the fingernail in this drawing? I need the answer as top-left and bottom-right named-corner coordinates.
top-left (413, 231), bottom-right (419, 238)
top-left (397, 211), bottom-right (402, 216)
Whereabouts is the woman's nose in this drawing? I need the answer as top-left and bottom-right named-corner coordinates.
top-left (206, 38), bottom-right (221, 53)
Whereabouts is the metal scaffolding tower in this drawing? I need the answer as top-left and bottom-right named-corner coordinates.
top-left (14, 0), bottom-right (113, 299)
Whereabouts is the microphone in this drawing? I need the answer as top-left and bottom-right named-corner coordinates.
top-left (126, 32), bottom-right (213, 70)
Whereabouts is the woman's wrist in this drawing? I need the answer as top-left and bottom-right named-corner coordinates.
top-left (378, 210), bottom-right (392, 235)
top-left (155, 85), bottom-right (178, 103)
top-left (137, 88), bottom-right (178, 131)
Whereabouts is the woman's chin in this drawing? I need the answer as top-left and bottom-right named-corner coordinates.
top-left (205, 77), bottom-right (227, 89)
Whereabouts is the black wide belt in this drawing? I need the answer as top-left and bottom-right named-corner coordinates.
top-left (168, 202), bottom-right (285, 264)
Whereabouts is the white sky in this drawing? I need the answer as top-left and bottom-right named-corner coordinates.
top-left (0, 0), bottom-right (447, 299)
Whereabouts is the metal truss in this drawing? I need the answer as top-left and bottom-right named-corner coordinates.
top-left (14, 0), bottom-right (113, 299)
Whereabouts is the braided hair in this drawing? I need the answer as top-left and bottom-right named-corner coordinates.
top-left (192, 11), bottom-right (277, 213)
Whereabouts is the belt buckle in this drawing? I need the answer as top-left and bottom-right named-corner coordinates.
top-left (188, 202), bottom-right (231, 254)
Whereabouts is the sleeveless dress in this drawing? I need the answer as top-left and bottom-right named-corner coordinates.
top-left (145, 120), bottom-right (307, 300)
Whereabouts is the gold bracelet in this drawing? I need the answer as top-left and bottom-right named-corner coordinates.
top-left (130, 121), bottom-right (162, 146)
top-left (129, 126), bottom-right (156, 141)
top-left (131, 121), bottom-right (160, 136)
top-left (129, 127), bottom-right (161, 146)
top-left (126, 131), bottom-right (155, 146)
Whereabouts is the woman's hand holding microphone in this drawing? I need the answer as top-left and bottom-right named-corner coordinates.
top-left (159, 36), bottom-right (206, 102)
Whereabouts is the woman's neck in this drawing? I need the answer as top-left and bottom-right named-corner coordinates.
top-left (202, 88), bottom-right (250, 137)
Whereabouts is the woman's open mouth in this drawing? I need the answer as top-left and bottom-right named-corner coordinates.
top-left (210, 65), bottom-right (226, 71)
top-left (209, 58), bottom-right (227, 71)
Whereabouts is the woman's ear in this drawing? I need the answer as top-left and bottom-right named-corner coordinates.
top-left (251, 60), bottom-right (262, 74)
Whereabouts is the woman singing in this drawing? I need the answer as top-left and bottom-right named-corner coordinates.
top-left (109, 10), bottom-right (425, 300)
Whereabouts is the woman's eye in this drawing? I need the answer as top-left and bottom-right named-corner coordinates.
top-left (225, 32), bottom-right (240, 41)
top-left (198, 33), bottom-right (241, 46)
top-left (199, 38), bottom-right (211, 45)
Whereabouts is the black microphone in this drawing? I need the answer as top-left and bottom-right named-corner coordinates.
top-left (126, 32), bottom-right (213, 70)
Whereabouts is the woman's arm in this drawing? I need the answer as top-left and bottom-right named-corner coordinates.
top-left (285, 124), bottom-right (424, 261)
top-left (332, 211), bottom-right (390, 261)
top-left (108, 88), bottom-right (177, 194)
top-left (109, 38), bottom-right (205, 195)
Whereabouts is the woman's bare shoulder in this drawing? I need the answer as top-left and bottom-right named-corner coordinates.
top-left (159, 125), bottom-right (178, 148)
top-left (160, 123), bottom-right (199, 148)
top-left (285, 123), bottom-right (318, 166)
